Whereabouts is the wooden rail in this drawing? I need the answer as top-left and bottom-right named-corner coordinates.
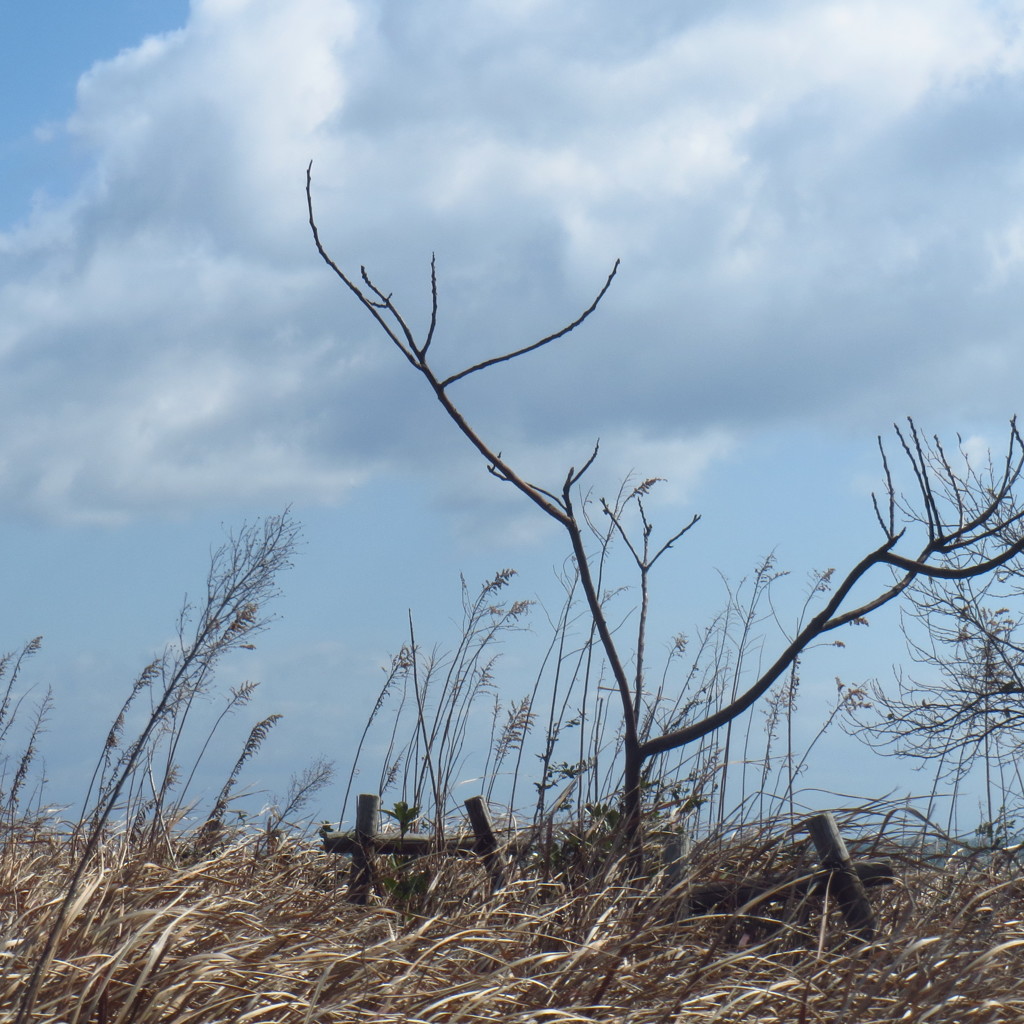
top-left (686, 858), bottom-right (895, 916)
top-left (323, 795), bottom-right (509, 903)
top-left (324, 795), bottom-right (896, 939)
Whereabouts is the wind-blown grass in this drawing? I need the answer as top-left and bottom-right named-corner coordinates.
top-left (4, 510), bottom-right (1023, 1022)
top-left (4, 810), bottom-right (1024, 1023)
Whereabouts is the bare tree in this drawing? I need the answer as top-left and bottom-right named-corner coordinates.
top-left (307, 165), bottom-right (1024, 863)
top-left (851, 549), bottom-right (1024, 837)
top-left (857, 592), bottom-right (1024, 757)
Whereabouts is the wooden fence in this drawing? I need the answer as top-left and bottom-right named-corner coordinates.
top-left (322, 797), bottom-right (895, 940)
top-left (322, 794), bottom-right (509, 903)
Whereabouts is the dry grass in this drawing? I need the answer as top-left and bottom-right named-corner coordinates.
top-left (3, 816), bottom-right (1024, 1024)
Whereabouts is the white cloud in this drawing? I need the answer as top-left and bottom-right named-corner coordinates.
top-left (3, 0), bottom-right (1024, 524)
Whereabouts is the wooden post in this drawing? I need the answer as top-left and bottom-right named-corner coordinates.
top-left (465, 795), bottom-right (508, 892)
top-left (662, 833), bottom-right (692, 889)
top-left (348, 793), bottom-right (380, 905)
top-left (662, 832), bottom-right (692, 921)
top-left (807, 811), bottom-right (877, 941)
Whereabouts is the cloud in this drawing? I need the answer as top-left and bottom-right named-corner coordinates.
top-left (3, 0), bottom-right (1024, 524)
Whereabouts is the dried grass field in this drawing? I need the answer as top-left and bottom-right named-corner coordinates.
top-left (5, 492), bottom-right (1024, 1022)
top-left (4, 811), bottom-right (1024, 1024)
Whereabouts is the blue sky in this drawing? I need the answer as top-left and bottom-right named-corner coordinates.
top-left (3, 0), bottom-right (1024, 831)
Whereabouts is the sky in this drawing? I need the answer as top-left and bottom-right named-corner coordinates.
top-left (3, 0), bottom-right (1024, 834)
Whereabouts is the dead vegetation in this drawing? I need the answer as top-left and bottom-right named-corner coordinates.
top-left (3, 811), bottom-right (1024, 1023)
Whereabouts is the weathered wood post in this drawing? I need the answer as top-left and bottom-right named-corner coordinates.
top-left (662, 832), bottom-right (693, 922)
top-left (662, 832), bottom-right (692, 891)
top-left (348, 793), bottom-right (380, 905)
top-left (807, 811), bottom-right (877, 941)
top-left (464, 795), bottom-right (508, 891)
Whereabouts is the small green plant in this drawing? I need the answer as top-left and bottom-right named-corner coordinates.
top-left (534, 758), bottom-right (594, 797)
top-left (378, 856), bottom-right (432, 908)
top-left (382, 800), bottom-right (420, 838)
top-left (584, 801), bottom-right (621, 831)
top-left (976, 806), bottom-right (1017, 850)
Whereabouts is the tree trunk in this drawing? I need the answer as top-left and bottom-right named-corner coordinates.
top-left (622, 746), bottom-right (645, 874)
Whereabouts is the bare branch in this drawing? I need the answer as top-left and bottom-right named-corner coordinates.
top-left (896, 420), bottom-right (940, 543)
top-left (649, 514), bottom-right (702, 568)
top-left (439, 260), bottom-right (621, 389)
top-left (880, 537), bottom-right (1024, 580)
top-left (306, 163), bottom-right (420, 369)
top-left (359, 265), bottom-right (419, 355)
top-left (564, 441), bottom-right (602, 492)
top-left (871, 435), bottom-right (896, 538)
top-left (422, 253), bottom-right (439, 357)
top-left (601, 497), bottom-right (643, 566)
top-left (641, 421), bottom-right (1024, 760)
